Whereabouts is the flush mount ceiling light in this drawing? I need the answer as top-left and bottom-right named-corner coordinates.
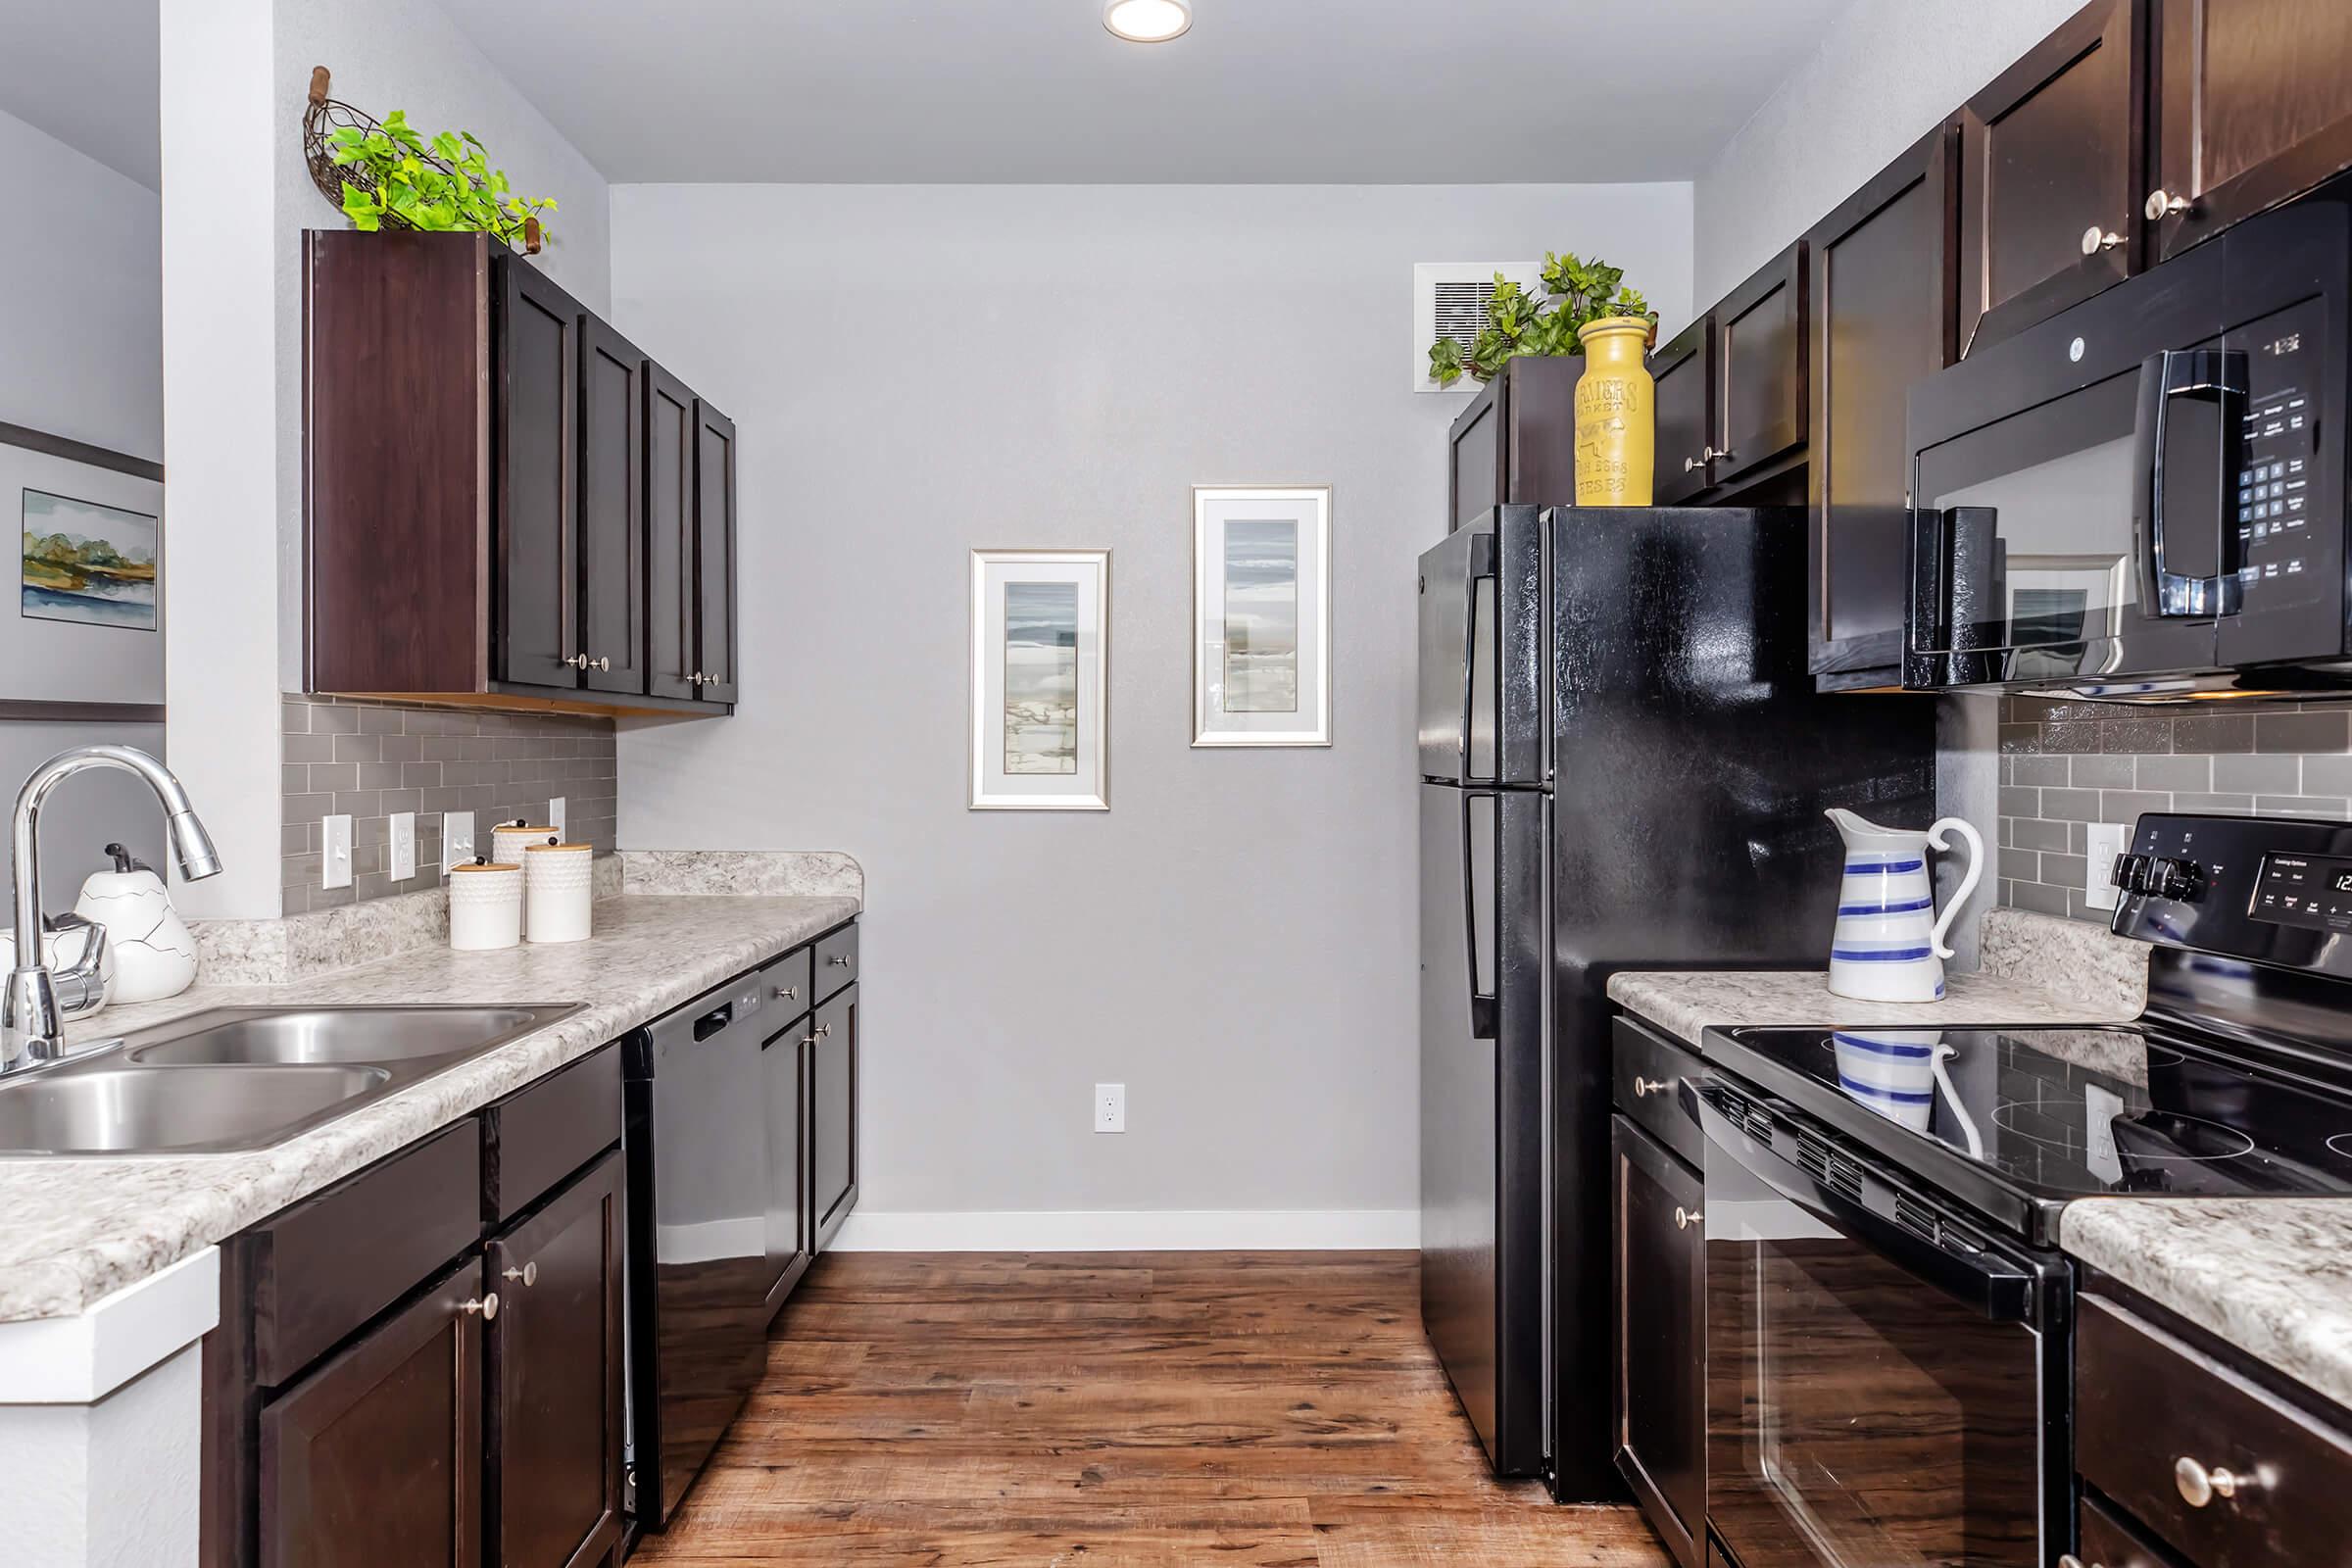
top-left (1103, 0), bottom-right (1192, 43)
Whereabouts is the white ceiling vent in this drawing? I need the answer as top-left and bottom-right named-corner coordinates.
top-left (1412, 262), bottom-right (1541, 393)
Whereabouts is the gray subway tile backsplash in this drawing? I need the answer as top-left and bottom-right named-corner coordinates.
top-left (1996, 696), bottom-right (2352, 926)
top-left (279, 695), bottom-right (616, 915)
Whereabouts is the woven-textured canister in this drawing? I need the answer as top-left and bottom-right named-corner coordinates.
top-left (524, 842), bottom-right (594, 944)
top-left (450, 862), bottom-right (523, 951)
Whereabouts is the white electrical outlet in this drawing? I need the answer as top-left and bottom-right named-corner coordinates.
top-left (322, 814), bottom-right (353, 890)
top-left (389, 811), bottom-right (417, 881)
top-left (1094, 1083), bottom-right (1126, 1134)
top-left (2085, 821), bottom-right (2130, 910)
top-left (549, 796), bottom-right (566, 841)
top-left (442, 809), bottom-right (475, 877)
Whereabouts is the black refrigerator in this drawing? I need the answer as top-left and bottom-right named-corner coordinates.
top-left (1416, 504), bottom-right (1936, 1498)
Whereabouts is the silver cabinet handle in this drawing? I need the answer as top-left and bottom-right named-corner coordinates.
top-left (2082, 225), bottom-right (2126, 254)
top-left (2057, 1556), bottom-right (2089, 1568)
top-left (775, 984), bottom-right (800, 1001)
top-left (461, 1292), bottom-right (500, 1321)
top-left (814, 1021), bottom-right (832, 1038)
top-left (1632, 1076), bottom-right (1670, 1098)
top-left (801, 1033), bottom-right (818, 1047)
top-left (2145, 188), bottom-right (2193, 220)
top-left (1673, 1205), bottom-right (1698, 1231)
top-left (593, 655), bottom-right (612, 671)
top-left (829, 955), bottom-right (853, 967)
top-left (2175, 1455), bottom-right (2243, 1507)
top-left (1683, 455), bottom-right (1704, 472)
top-left (501, 1261), bottom-right (538, 1288)
top-left (564, 654), bottom-right (590, 669)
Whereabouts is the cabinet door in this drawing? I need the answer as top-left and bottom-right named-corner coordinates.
top-left (486, 1152), bottom-right (624, 1568)
top-left (1651, 316), bottom-right (1715, 503)
top-left (809, 983), bottom-right (858, 1250)
top-left (762, 1016), bottom-right (811, 1316)
top-left (1713, 243), bottom-right (1807, 488)
top-left (576, 319), bottom-right (646, 697)
top-left (644, 363), bottom-right (699, 702)
top-left (1612, 1116), bottom-right (1703, 1568)
top-left (1448, 381), bottom-right (1500, 531)
top-left (496, 260), bottom-right (585, 689)
top-left (2149, 0), bottom-right (2352, 262)
top-left (1958, 0), bottom-right (2144, 353)
top-left (692, 402), bottom-right (740, 705)
top-left (1807, 124), bottom-right (1959, 681)
top-left (259, 1257), bottom-right (486, 1568)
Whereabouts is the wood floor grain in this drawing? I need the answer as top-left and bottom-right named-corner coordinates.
top-left (630, 1250), bottom-right (1667, 1566)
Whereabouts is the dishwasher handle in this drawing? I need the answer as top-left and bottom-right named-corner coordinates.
top-left (691, 1002), bottom-right (734, 1042)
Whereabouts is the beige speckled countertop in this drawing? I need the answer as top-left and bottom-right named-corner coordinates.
top-left (0, 893), bottom-right (857, 1323)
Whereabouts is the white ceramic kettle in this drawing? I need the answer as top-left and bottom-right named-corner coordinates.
top-left (1824, 809), bottom-right (1984, 1003)
top-left (74, 842), bottom-right (199, 1004)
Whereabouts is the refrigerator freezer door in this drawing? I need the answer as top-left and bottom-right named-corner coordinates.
top-left (1417, 506), bottom-right (1546, 785)
top-left (1420, 780), bottom-right (1547, 1474)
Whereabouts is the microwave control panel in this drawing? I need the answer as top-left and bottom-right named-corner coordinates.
top-left (2230, 297), bottom-right (2328, 612)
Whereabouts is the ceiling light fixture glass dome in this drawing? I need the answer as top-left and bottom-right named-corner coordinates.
top-left (1103, 0), bottom-right (1192, 43)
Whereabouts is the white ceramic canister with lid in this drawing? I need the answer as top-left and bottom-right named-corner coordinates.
top-left (491, 824), bottom-right (557, 936)
top-left (450, 862), bottom-right (524, 951)
top-left (523, 842), bottom-right (594, 943)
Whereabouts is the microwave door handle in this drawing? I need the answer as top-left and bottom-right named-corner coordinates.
top-left (1692, 1086), bottom-right (2035, 1322)
top-left (2135, 348), bottom-right (2249, 617)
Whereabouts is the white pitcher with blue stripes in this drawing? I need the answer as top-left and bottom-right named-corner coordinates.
top-left (1824, 808), bottom-right (1984, 1003)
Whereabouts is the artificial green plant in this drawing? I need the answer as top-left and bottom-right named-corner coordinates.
top-left (1427, 251), bottom-right (1654, 387)
top-left (326, 110), bottom-right (558, 250)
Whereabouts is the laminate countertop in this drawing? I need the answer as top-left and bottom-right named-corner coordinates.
top-left (0, 893), bottom-right (858, 1324)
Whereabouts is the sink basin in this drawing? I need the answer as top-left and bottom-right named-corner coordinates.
top-left (127, 1006), bottom-right (555, 1067)
top-left (0, 1002), bottom-right (581, 1156)
top-left (0, 1064), bottom-right (391, 1154)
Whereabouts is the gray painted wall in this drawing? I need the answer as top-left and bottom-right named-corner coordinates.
top-left (1690, 0), bottom-right (2083, 309)
top-left (609, 181), bottom-right (1693, 1219)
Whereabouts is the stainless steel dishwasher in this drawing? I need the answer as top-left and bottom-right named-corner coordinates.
top-left (621, 968), bottom-right (774, 1531)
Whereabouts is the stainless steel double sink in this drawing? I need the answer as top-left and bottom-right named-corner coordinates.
top-left (0, 1004), bottom-right (580, 1156)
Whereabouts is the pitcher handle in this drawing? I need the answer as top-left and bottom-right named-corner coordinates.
top-left (1926, 816), bottom-right (1984, 960)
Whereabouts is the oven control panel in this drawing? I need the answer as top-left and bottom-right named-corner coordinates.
top-left (2114, 812), bottom-right (2352, 975)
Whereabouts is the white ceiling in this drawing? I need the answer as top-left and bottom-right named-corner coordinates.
top-left (434, 0), bottom-right (1848, 184)
top-left (0, 0), bottom-right (161, 188)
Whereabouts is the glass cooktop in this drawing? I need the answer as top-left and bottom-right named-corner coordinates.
top-left (1714, 1024), bottom-right (2352, 1201)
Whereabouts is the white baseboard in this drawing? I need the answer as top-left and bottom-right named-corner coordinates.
top-left (830, 1208), bottom-right (1420, 1252)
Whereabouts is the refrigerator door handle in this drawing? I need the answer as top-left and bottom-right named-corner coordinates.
top-left (1462, 787), bottom-right (1497, 1040)
top-left (1456, 530), bottom-right (1496, 783)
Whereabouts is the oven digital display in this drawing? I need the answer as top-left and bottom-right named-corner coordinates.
top-left (2252, 854), bottom-right (2352, 930)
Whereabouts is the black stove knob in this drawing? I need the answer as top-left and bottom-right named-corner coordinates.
top-left (2154, 857), bottom-right (2203, 901)
top-left (2112, 853), bottom-right (2151, 895)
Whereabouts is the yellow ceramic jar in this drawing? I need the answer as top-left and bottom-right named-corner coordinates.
top-left (1573, 316), bottom-right (1656, 506)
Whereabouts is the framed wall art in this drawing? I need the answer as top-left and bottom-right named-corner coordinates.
top-left (1192, 485), bottom-right (1329, 747)
top-left (0, 422), bottom-right (165, 716)
top-left (969, 548), bottom-right (1109, 810)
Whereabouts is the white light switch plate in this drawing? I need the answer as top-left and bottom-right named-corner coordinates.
top-left (442, 810), bottom-right (475, 877)
top-left (322, 814), bottom-right (353, 890)
top-left (549, 796), bottom-right (566, 841)
top-left (389, 811), bottom-right (416, 881)
top-left (2085, 822), bottom-right (2129, 910)
top-left (1094, 1083), bottom-right (1126, 1134)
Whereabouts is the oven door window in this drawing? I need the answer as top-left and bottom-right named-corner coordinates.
top-left (1705, 1152), bottom-right (2045, 1565)
top-left (1914, 368), bottom-right (2221, 682)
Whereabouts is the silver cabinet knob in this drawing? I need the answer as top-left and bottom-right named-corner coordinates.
top-left (593, 655), bottom-right (612, 671)
top-left (502, 1261), bottom-right (538, 1288)
top-left (774, 984), bottom-right (800, 1001)
top-left (814, 1021), bottom-right (832, 1038)
top-left (2082, 225), bottom-right (2127, 254)
top-left (2145, 187), bottom-right (2193, 220)
top-left (2057, 1556), bottom-right (2086, 1568)
top-left (2175, 1455), bottom-right (2242, 1507)
top-left (461, 1292), bottom-right (500, 1320)
top-left (564, 654), bottom-right (590, 669)
top-left (1632, 1076), bottom-right (1670, 1098)
top-left (801, 1032), bottom-right (819, 1048)
top-left (1683, 456), bottom-right (1704, 472)
top-left (1674, 1205), bottom-right (1698, 1230)
top-left (829, 955), bottom-right (853, 967)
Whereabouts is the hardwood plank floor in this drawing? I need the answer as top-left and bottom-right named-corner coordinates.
top-left (632, 1250), bottom-right (1668, 1566)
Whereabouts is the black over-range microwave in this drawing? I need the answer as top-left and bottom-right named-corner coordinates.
top-left (1906, 178), bottom-right (2352, 698)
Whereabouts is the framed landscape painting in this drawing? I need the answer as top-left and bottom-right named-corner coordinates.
top-left (0, 425), bottom-right (164, 711)
top-left (969, 549), bottom-right (1109, 810)
top-left (1192, 486), bottom-right (1330, 747)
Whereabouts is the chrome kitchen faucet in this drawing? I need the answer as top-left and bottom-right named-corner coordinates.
top-left (3, 746), bottom-right (221, 1072)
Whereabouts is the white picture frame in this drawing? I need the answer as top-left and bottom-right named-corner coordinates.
top-left (1192, 485), bottom-right (1331, 747)
top-left (0, 429), bottom-right (164, 710)
top-left (969, 549), bottom-right (1110, 811)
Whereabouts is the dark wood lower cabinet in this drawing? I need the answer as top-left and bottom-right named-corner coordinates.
top-left (810, 982), bottom-right (859, 1250)
top-left (258, 1257), bottom-right (486, 1568)
top-left (486, 1152), bottom-right (625, 1568)
top-left (1612, 1114), bottom-right (1704, 1568)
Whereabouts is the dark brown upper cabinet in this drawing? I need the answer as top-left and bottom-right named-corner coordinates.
top-left (1446, 356), bottom-right (1579, 531)
top-left (1807, 124), bottom-right (1960, 687)
top-left (302, 230), bottom-right (735, 718)
top-left (692, 402), bottom-right (741, 704)
top-left (645, 364), bottom-right (700, 703)
top-left (1712, 241), bottom-right (1808, 490)
top-left (1650, 317), bottom-right (1715, 504)
top-left (1958, 0), bottom-right (2146, 355)
top-left (2147, 0), bottom-right (2352, 262)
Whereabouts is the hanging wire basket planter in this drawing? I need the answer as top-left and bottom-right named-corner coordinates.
top-left (300, 67), bottom-right (543, 254)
